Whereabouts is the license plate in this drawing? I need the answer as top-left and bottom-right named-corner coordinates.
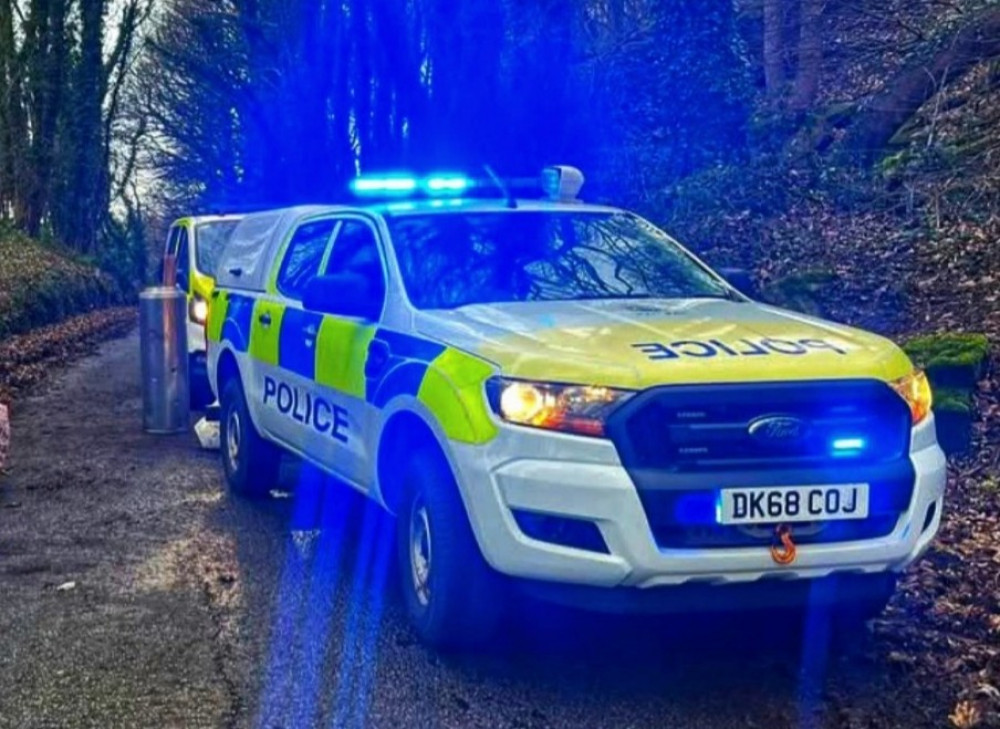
top-left (718, 485), bottom-right (869, 525)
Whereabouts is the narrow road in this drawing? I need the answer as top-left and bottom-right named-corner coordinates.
top-left (0, 331), bottom-right (949, 728)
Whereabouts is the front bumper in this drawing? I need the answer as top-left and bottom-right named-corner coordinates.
top-left (450, 415), bottom-right (946, 592)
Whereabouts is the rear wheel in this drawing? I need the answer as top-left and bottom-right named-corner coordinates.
top-left (220, 376), bottom-right (280, 498)
top-left (396, 446), bottom-right (503, 650)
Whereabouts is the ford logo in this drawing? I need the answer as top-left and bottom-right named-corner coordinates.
top-left (748, 415), bottom-right (809, 445)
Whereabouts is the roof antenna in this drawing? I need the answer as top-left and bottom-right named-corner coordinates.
top-left (483, 165), bottom-right (517, 209)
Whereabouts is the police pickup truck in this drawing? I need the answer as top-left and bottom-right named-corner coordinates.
top-left (162, 214), bottom-right (243, 408)
top-left (207, 167), bottom-right (946, 648)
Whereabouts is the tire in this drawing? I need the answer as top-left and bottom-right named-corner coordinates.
top-left (219, 376), bottom-right (280, 498)
top-left (397, 446), bottom-right (503, 650)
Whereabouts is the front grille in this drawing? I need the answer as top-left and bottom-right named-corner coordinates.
top-left (603, 380), bottom-right (916, 550)
top-left (607, 380), bottom-right (912, 477)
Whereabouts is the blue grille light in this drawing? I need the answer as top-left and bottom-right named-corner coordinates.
top-left (672, 492), bottom-right (717, 525)
top-left (832, 437), bottom-right (866, 452)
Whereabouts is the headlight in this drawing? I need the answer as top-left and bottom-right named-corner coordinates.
top-left (891, 370), bottom-right (933, 424)
top-left (189, 296), bottom-right (208, 325)
top-left (485, 377), bottom-right (633, 437)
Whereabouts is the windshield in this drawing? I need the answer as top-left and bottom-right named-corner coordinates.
top-left (195, 220), bottom-right (241, 276)
top-left (386, 211), bottom-right (734, 310)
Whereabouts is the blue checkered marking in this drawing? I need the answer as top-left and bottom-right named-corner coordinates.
top-left (365, 329), bottom-right (447, 405)
top-left (279, 308), bottom-right (325, 380)
top-left (221, 294), bottom-right (255, 353)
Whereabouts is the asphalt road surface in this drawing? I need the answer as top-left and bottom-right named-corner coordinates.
top-left (0, 331), bottom-right (942, 728)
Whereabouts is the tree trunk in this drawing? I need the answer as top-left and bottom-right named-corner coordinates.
top-left (843, 7), bottom-right (1000, 162)
top-left (763, 0), bottom-right (785, 99)
top-left (791, 0), bottom-right (822, 111)
top-left (0, 0), bottom-right (25, 218)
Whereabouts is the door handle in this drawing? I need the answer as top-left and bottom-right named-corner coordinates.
top-left (258, 312), bottom-right (272, 327)
top-left (303, 323), bottom-right (317, 348)
top-left (365, 339), bottom-right (391, 379)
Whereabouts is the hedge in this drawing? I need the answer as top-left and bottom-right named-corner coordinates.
top-left (0, 229), bottom-right (124, 339)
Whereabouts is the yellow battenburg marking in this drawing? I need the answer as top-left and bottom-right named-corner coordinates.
top-left (190, 269), bottom-right (215, 301)
top-left (249, 300), bottom-right (284, 365)
top-left (315, 317), bottom-right (376, 398)
top-left (206, 292), bottom-right (227, 343)
top-left (418, 348), bottom-right (498, 444)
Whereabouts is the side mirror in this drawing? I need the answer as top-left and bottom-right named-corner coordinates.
top-left (718, 267), bottom-right (757, 299)
top-left (303, 274), bottom-right (381, 320)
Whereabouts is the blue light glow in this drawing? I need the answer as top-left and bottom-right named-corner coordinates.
top-left (350, 174), bottom-right (472, 197)
top-left (832, 437), bottom-right (866, 451)
top-left (672, 492), bottom-right (717, 525)
top-left (425, 175), bottom-right (471, 192)
top-left (351, 176), bottom-right (418, 194)
top-left (833, 437), bottom-right (865, 450)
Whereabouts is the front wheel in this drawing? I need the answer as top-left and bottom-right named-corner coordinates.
top-left (397, 447), bottom-right (503, 650)
top-left (219, 376), bottom-right (280, 498)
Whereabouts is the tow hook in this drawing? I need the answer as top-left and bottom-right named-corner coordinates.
top-left (770, 524), bottom-right (797, 565)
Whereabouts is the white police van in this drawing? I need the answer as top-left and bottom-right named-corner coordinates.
top-left (207, 167), bottom-right (946, 648)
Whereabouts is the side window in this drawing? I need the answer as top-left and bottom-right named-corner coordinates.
top-left (324, 219), bottom-right (386, 306)
top-left (175, 227), bottom-right (190, 292)
top-left (276, 219), bottom-right (338, 300)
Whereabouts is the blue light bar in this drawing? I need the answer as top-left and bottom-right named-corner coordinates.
top-left (425, 176), bottom-right (471, 193)
top-left (350, 174), bottom-right (472, 198)
top-left (832, 437), bottom-right (866, 451)
top-left (351, 177), bottom-right (418, 194)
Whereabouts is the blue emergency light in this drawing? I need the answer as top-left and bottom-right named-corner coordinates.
top-left (424, 175), bottom-right (472, 193)
top-left (350, 174), bottom-right (472, 197)
top-left (351, 176), bottom-right (418, 193)
top-left (831, 437), bottom-right (867, 456)
top-left (348, 166), bottom-right (585, 204)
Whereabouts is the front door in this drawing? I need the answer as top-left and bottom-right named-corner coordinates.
top-left (253, 218), bottom-right (338, 447)
top-left (310, 217), bottom-right (388, 491)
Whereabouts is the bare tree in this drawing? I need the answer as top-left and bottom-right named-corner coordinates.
top-left (763, 0), bottom-right (785, 99)
top-left (791, 0), bottom-right (823, 110)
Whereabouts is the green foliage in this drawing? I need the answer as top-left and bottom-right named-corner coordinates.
top-left (0, 231), bottom-right (122, 339)
top-left (933, 387), bottom-right (974, 415)
top-left (900, 334), bottom-right (989, 456)
top-left (902, 333), bottom-right (990, 388)
top-left (933, 399), bottom-right (975, 456)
